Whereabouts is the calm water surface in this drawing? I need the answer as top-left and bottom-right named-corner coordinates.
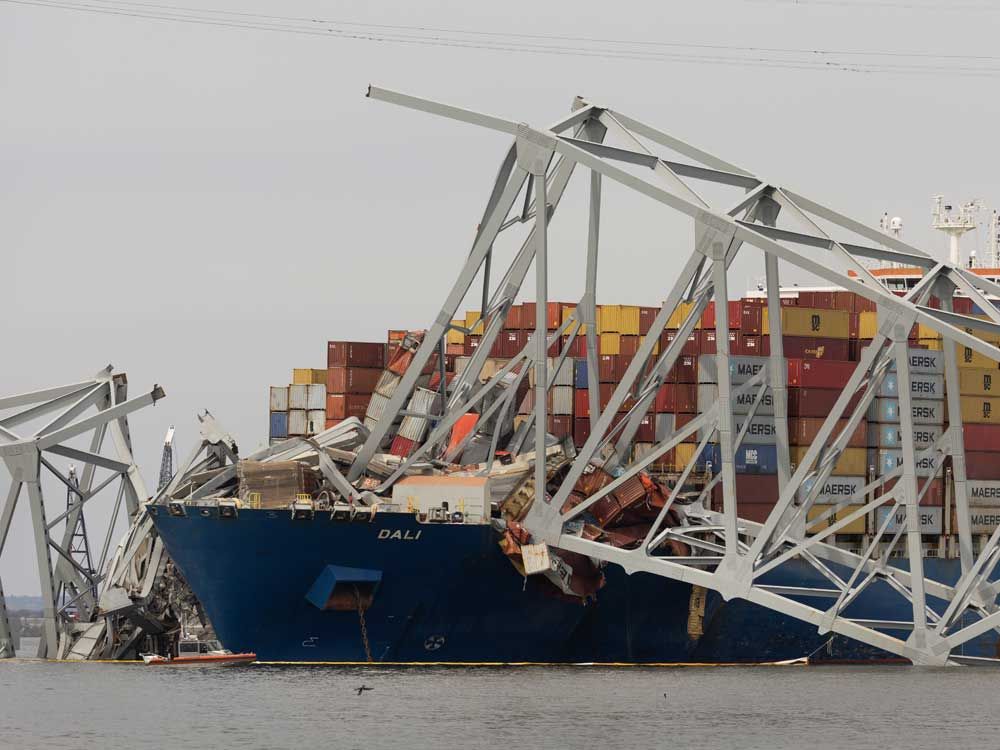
top-left (2, 645), bottom-right (998, 749)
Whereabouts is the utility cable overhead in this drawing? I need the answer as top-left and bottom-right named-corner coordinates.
top-left (3, 0), bottom-right (1000, 77)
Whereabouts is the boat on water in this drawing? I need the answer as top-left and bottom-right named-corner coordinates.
top-left (141, 638), bottom-right (255, 666)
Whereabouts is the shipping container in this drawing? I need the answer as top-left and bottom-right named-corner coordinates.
top-left (327, 366), bottom-right (382, 395)
top-left (292, 368), bottom-right (314, 385)
top-left (306, 384), bottom-right (326, 410)
top-left (288, 409), bottom-right (308, 436)
top-left (858, 311), bottom-right (878, 340)
top-left (269, 386), bottom-right (289, 412)
top-left (288, 384), bottom-right (308, 410)
top-left (327, 393), bottom-right (370, 421)
top-left (306, 410), bottom-right (326, 435)
top-left (789, 417), bottom-right (867, 448)
top-left (806, 505), bottom-right (868, 535)
top-left (619, 335), bottom-right (641, 357)
top-left (966, 506), bottom-right (1000, 534)
top-left (962, 424), bottom-right (1000, 452)
top-left (786, 359), bottom-right (857, 389)
top-left (875, 372), bottom-right (943, 400)
top-left (672, 443), bottom-right (699, 472)
top-left (773, 336), bottom-right (851, 361)
top-left (957, 396), bottom-right (1000, 425)
top-left (797, 475), bottom-right (865, 505)
top-left (327, 341), bottom-right (386, 369)
top-left (389, 435), bottom-right (416, 457)
top-left (699, 415), bottom-right (776, 444)
top-left (869, 423), bottom-right (942, 450)
top-left (269, 411), bottom-right (288, 438)
top-left (598, 354), bottom-right (618, 383)
top-left (547, 415), bottom-right (573, 439)
top-left (519, 301), bottom-right (564, 330)
top-left (957, 367), bottom-right (1000, 396)
top-left (710, 474), bottom-right (780, 507)
top-left (868, 398), bottom-right (944, 425)
top-left (697, 354), bottom-right (768, 385)
top-left (788, 387), bottom-right (862, 418)
top-left (573, 358), bottom-right (589, 389)
top-left (875, 505), bottom-right (943, 535)
top-left (324, 418), bottom-right (342, 431)
top-left (740, 303), bottom-right (763, 334)
top-left (551, 386), bottom-right (574, 416)
top-left (465, 310), bottom-right (485, 335)
top-left (667, 301), bottom-right (701, 329)
top-left (447, 319), bottom-right (466, 345)
top-left (875, 449), bottom-right (944, 479)
top-left (573, 417), bottom-right (590, 445)
top-left (600, 332), bottom-right (621, 355)
top-left (965, 452), bottom-right (1000, 480)
top-left (789, 446), bottom-right (867, 476)
top-left (374, 370), bottom-right (402, 398)
top-left (671, 355), bottom-right (699, 384)
top-left (763, 307), bottom-right (851, 339)
top-left (698, 443), bottom-right (781, 474)
top-left (698, 384), bottom-right (776, 416)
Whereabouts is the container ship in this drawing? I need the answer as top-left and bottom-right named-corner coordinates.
top-left (152, 267), bottom-right (1000, 663)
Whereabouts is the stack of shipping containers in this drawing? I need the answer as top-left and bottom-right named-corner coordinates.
top-left (264, 288), bottom-right (1000, 545)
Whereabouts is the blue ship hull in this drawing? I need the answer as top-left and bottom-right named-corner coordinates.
top-left (152, 508), bottom-right (999, 663)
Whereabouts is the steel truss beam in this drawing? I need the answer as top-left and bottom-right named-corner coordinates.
top-left (367, 86), bottom-right (1000, 665)
top-left (0, 369), bottom-right (163, 657)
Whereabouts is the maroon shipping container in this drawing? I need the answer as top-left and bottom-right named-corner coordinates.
top-left (738, 334), bottom-right (763, 356)
top-left (786, 359), bottom-right (858, 389)
top-left (788, 417), bottom-right (866, 448)
top-left (574, 417), bottom-right (591, 445)
top-left (654, 384), bottom-right (672, 413)
top-left (574, 388), bottom-right (590, 418)
top-left (506, 304), bottom-right (524, 330)
top-left (620, 335), bottom-right (641, 357)
top-left (635, 414), bottom-right (655, 442)
top-left (661, 329), bottom-right (699, 356)
top-left (547, 415), bottom-right (573, 438)
top-left (672, 355), bottom-right (699, 384)
top-left (639, 306), bottom-right (658, 335)
top-left (832, 291), bottom-right (856, 312)
top-left (711, 474), bottom-right (780, 511)
top-left (671, 383), bottom-right (698, 413)
top-left (562, 334), bottom-right (587, 358)
top-left (519, 301), bottom-right (562, 330)
top-left (598, 354), bottom-right (618, 383)
top-left (953, 297), bottom-right (974, 315)
top-left (787, 387), bottom-right (862, 418)
top-left (599, 383), bottom-right (636, 413)
top-left (965, 452), bottom-right (1000, 480)
top-left (849, 313), bottom-right (859, 340)
top-left (876, 477), bottom-right (945, 507)
top-left (389, 434), bottom-right (416, 457)
top-left (492, 329), bottom-right (527, 358)
top-left (698, 329), bottom-right (717, 355)
top-left (963, 424), bottom-right (1000, 452)
top-left (701, 300), bottom-right (743, 329)
top-left (326, 393), bottom-right (370, 420)
top-left (740, 303), bottom-right (764, 334)
top-left (327, 366), bottom-right (382, 395)
top-left (463, 335), bottom-right (482, 356)
top-left (327, 341), bottom-right (386, 369)
top-left (758, 336), bottom-right (851, 361)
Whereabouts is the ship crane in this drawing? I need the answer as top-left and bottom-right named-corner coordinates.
top-left (158, 426), bottom-right (175, 491)
top-left (344, 86), bottom-right (1000, 665)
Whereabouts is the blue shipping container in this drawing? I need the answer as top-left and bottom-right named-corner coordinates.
top-left (574, 358), bottom-right (589, 389)
top-left (697, 444), bottom-right (779, 475)
top-left (270, 411), bottom-right (289, 438)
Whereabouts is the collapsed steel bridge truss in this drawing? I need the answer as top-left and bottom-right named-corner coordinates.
top-left (361, 86), bottom-right (1000, 665)
top-left (0, 368), bottom-right (166, 658)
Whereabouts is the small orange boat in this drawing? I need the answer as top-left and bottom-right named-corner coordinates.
top-left (142, 638), bottom-right (256, 666)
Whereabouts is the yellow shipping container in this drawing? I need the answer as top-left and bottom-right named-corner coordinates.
top-left (673, 443), bottom-right (697, 472)
top-left (859, 311), bottom-right (878, 340)
top-left (790, 446), bottom-right (866, 476)
top-left (806, 504), bottom-right (867, 535)
top-left (620, 305), bottom-right (641, 336)
top-left (600, 332), bottom-right (621, 355)
top-left (465, 310), bottom-right (485, 335)
top-left (667, 301), bottom-right (700, 329)
top-left (952, 343), bottom-right (1000, 369)
top-left (763, 307), bottom-right (851, 339)
top-left (447, 319), bottom-right (466, 345)
top-left (639, 335), bottom-right (660, 356)
top-left (917, 323), bottom-right (942, 341)
top-left (561, 304), bottom-right (588, 334)
top-left (311, 369), bottom-right (327, 385)
top-left (597, 304), bottom-right (622, 333)
top-left (958, 367), bottom-right (1000, 396)
top-left (959, 396), bottom-right (1000, 424)
top-left (292, 368), bottom-right (313, 385)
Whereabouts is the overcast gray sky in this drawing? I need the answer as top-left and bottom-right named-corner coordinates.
top-left (2, 0), bottom-right (998, 595)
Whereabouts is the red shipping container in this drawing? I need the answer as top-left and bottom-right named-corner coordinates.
top-left (665, 383), bottom-right (698, 413)
top-left (876, 477), bottom-right (944, 507)
top-left (963, 424), bottom-right (1000, 452)
top-left (520, 301), bottom-right (562, 330)
top-left (620, 335), bottom-right (641, 357)
top-left (711, 474), bottom-right (780, 510)
top-left (965, 451), bottom-right (1000, 480)
top-left (739, 334), bottom-right (763, 356)
top-left (598, 354), bottom-right (618, 383)
top-left (701, 300), bottom-right (743, 329)
top-left (854, 296), bottom-right (876, 313)
top-left (327, 341), bottom-right (386, 369)
top-left (574, 388), bottom-right (590, 418)
top-left (390, 434), bottom-right (416, 457)
top-left (599, 383), bottom-right (636, 413)
top-left (832, 291), bottom-right (856, 312)
top-left (741, 303), bottom-right (764, 334)
top-left (786, 359), bottom-right (858, 389)
top-left (675, 411), bottom-right (698, 442)
top-left (574, 417), bottom-right (591, 445)
top-left (327, 367), bottom-right (382, 395)
top-left (548, 415), bottom-right (573, 438)
top-left (563, 334), bottom-right (587, 358)
top-left (428, 370), bottom-right (456, 389)
top-left (654, 383), bottom-right (672, 412)
top-left (495, 330), bottom-right (527, 358)
top-left (952, 297), bottom-right (973, 315)
top-left (797, 291), bottom-right (815, 308)
top-left (788, 417), bottom-right (866, 448)
top-left (672, 355), bottom-right (699, 383)
top-left (506, 304), bottom-right (524, 330)
top-left (639, 306), bottom-right (659, 335)
top-left (787, 387), bottom-right (862, 418)
top-left (635, 414), bottom-right (655, 442)
top-left (463, 335), bottom-right (482, 356)
top-left (326, 393), bottom-right (370, 420)
top-left (324, 418), bottom-right (343, 430)
top-left (698, 329), bottom-right (717, 355)
top-left (446, 343), bottom-right (465, 356)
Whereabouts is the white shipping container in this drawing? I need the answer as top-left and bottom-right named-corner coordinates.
top-left (965, 481), bottom-right (1000, 508)
top-left (399, 388), bottom-right (441, 441)
top-left (868, 398), bottom-right (944, 425)
top-left (288, 384), bottom-right (308, 410)
top-left (288, 409), bottom-right (308, 436)
top-left (700, 415), bottom-right (775, 444)
top-left (698, 355), bottom-right (769, 385)
top-left (454, 356), bottom-right (472, 375)
top-left (862, 346), bottom-right (944, 374)
top-left (365, 392), bottom-right (392, 423)
top-left (655, 413), bottom-right (676, 442)
top-left (797, 475), bottom-right (865, 504)
top-left (875, 505), bottom-right (943, 534)
top-left (876, 449), bottom-right (943, 478)
top-left (269, 386), bottom-right (289, 412)
top-left (551, 386), bottom-right (574, 416)
top-left (391, 475), bottom-right (491, 520)
top-left (374, 370), bottom-right (401, 398)
top-left (877, 373), bottom-right (944, 400)
top-left (968, 506), bottom-right (1000, 534)
top-left (307, 410), bottom-right (326, 434)
top-left (529, 358), bottom-right (575, 388)
top-left (869, 423), bottom-right (942, 450)
top-left (698, 384), bottom-right (776, 416)
top-left (306, 384), bottom-right (327, 410)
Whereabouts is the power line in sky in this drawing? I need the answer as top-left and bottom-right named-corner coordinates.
top-left (3, 0), bottom-right (999, 78)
